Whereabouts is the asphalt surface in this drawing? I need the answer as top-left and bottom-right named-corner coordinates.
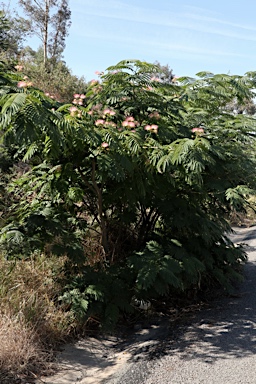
top-left (109, 226), bottom-right (256, 384)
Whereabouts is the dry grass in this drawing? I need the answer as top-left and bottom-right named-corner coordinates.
top-left (0, 253), bottom-right (75, 383)
top-left (0, 313), bottom-right (49, 383)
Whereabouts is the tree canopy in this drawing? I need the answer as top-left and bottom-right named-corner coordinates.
top-left (1, 59), bottom-right (256, 326)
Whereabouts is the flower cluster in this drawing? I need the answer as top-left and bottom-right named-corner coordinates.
top-left (45, 92), bottom-right (56, 99)
top-left (121, 116), bottom-right (139, 129)
top-left (69, 106), bottom-right (82, 118)
top-left (17, 79), bottom-right (33, 88)
top-left (95, 119), bottom-right (116, 128)
top-left (151, 76), bottom-right (161, 82)
top-left (72, 93), bottom-right (86, 105)
top-left (14, 65), bottom-right (23, 72)
top-left (95, 70), bottom-right (104, 76)
top-left (103, 108), bottom-right (116, 116)
top-left (191, 127), bottom-right (204, 135)
top-left (101, 142), bottom-right (109, 148)
top-left (149, 111), bottom-right (160, 119)
top-left (144, 124), bottom-right (158, 134)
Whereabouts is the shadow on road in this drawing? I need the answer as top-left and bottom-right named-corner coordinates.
top-left (119, 226), bottom-right (256, 365)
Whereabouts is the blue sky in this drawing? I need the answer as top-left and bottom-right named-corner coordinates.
top-left (9, 0), bottom-right (256, 81)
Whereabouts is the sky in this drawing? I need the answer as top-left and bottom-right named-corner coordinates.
top-left (8, 0), bottom-right (256, 81)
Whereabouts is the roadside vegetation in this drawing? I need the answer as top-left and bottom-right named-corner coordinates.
top-left (1, 3), bottom-right (256, 383)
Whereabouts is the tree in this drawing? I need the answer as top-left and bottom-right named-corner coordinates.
top-left (0, 6), bottom-right (29, 62)
top-left (1, 60), bottom-right (256, 325)
top-left (21, 46), bottom-right (87, 103)
top-left (18, 0), bottom-right (71, 65)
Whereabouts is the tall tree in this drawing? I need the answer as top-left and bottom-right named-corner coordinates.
top-left (0, 5), bottom-right (29, 61)
top-left (18, 0), bottom-right (71, 65)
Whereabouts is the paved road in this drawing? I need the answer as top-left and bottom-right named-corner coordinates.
top-left (111, 226), bottom-right (256, 384)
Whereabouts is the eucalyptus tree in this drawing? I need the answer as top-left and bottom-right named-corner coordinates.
top-left (18, 0), bottom-right (71, 65)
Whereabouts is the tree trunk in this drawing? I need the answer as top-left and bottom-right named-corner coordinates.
top-left (43, 0), bottom-right (50, 65)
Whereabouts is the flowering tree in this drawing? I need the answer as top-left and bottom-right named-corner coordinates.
top-left (1, 60), bottom-right (256, 324)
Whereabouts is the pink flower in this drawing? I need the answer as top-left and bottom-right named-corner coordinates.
top-left (80, 94), bottom-right (86, 99)
top-left (95, 119), bottom-right (105, 126)
top-left (15, 65), bottom-right (23, 71)
top-left (90, 79), bottom-right (98, 85)
top-left (95, 71), bottom-right (104, 76)
top-left (23, 75), bottom-right (29, 80)
top-left (78, 100), bottom-right (83, 105)
top-left (101, 142), bottom-right (109, 148)
top-left (69, 106), bottom-right (78, 112)
top-left (128, 121), bottom-right (136, 128)
top-left (122, 121), bottom-right (129, 127)
top-left (106, 122), bottom-right (116, 127)
top-left (191, 127), bottom-right (204, 134)
top-left (87, 111), bottom-right (93, 115)
top-left (125, 116), bottom-right (134, 122)
top-left (73, 93), bottom-right (80, 98)
top-left (151, 124), bottom-right (158, 133)
top-left (144, 124), bottom-right (158, 133)
top-left (45, 92), bottom-right (50, 96)
top-left (149, 111), bottom-right (160, 119)
top-left (17, 81), bottom-right (27, 88)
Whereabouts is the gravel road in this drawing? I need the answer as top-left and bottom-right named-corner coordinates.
top-left (110, 226), bottom-right (256, 384)
top-left (39, 226), bottom-right (256, 384)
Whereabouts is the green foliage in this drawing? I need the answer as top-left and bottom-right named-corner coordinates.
top-left (1, 59), bottom-right (256, 327)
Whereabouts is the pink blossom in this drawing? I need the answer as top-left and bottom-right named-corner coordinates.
top-left (144, 124), bottom-right (158, 133)
top-left (73, 99), bottom-right (78, 104)
top-left (191, 127), bottom-right (204, 134)
top-left (45, 92), bottom-right (50, 96)
top-left (125, 116), bottom-right (134, 122)
top-left (106, 122), bottom-right (116, 127)
top-left (80, 94), bottom-right (86, 99)
top-left (149, 111), bottom-right (160, 119)
top-left (151, 124), bottom-right (158, 133)
top-left (17, 81), bottom-right (27, 88)
top-left (128, 121), bottom-right (136, 128)
top-left (23, 75), bottom-right (29, 80)
top-left (69, 106), bottom-right (78, 112)
top-left (101, 142), bottom-right (109, 148)
top-left (131, 130), bottom-right (136, 133)
top-left (73, 93), bottom-right (80, 98)
top-left (122, 121), bottom-right (129, 127)
top-left (87, 111), bottom-right (93, 115)
top-left (15, 65), bottom-right (23, 71)
top-left (78, 100), bottom-right (83, 105)
top-left (90, 79), bottom-right (98, 85)
top-left (95, 119), bottom-right (105, 126)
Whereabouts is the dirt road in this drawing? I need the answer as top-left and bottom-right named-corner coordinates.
top-left (38, 226), bottom-right (256, 384)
